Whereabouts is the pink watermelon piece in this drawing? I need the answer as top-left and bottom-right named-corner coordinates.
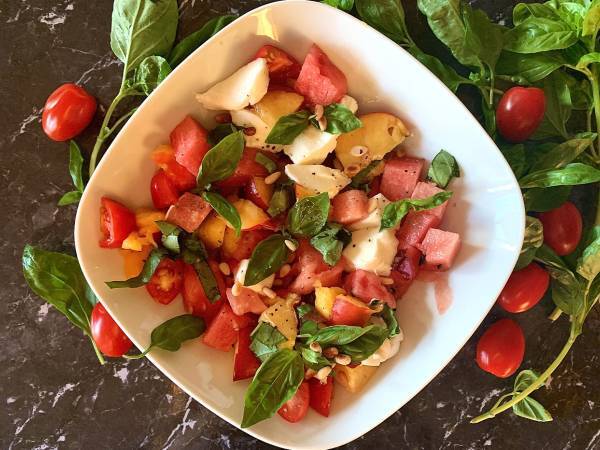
top-left (419, 228), bottom-right (461, 271)
top-left (396, 212), bottom-right (439, 249)
top-left (380, 157), bottom-right (425, 201)
top-left (344, 269), bottom-right (396, 308)
top-left (295, 44), bottom-right (348, 105)
top-left (165, 192), bottom-right (212, 233)
top-left (170, 115), bottom-right (211, 176)
top-left (331, 190), bottom-right (369, 225)
top-left (226, 287), bottom-right (267, 316)
top-left (411, 181), bottom-right (449, 226)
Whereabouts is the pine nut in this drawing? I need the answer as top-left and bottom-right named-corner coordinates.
top-left (350, 145), bottom-right (368, 157)
top-left (279, 264), bottom-right (291, 277)
top-left (309, 342), bottom-right (322, 353)
top-left (218, 262), bottom-right (231, 276)
top-left (380, 277), bottom-right (394, 285)
top-left (334, 354), bottom-right (351, 366)
top-left (231, 283), bottom-right (241, 296)
top-left (264, 171), bottom-right (281, 185)
top-left (323, 347), bottom-right (339, 358)
top-left (315, 366), bottom-right (332, 381)
top-left (262, 287), bottom-right (276, 299)
top-left (284, 239), bottom-right (297, 252)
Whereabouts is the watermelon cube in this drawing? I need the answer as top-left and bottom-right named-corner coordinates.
top-left (331, 189), bottom-right (369, 225)
top-left (411, 182), bottom-right (449, 226)
top-left (170, 115), bottom-right (211, 176)
top-left (396, 212), bottom-right (439, 249)
top-left (344, 269), bottom-right (395, 307)
top-left (380, 157), bottom-right (425, 201)
top-left (419, 228), bottom-right (461, 271)
top-left (202, 303), bottom-right (253, 352)
top-left (295, 44), bottom-right (348, 105)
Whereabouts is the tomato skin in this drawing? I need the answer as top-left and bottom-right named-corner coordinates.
top-left (476, 319), bottom-right (525, 378)
top-left (278, 381), bottom-right (310, 423)
top-left (151, 146), bottom-right (197, 191)
top-left (145, 259), bottom-right (184, 305)
top-left (496, 87), bottom-right (545, 143)
top-left (538, 201), bottom-right (583, 256)
top-left (182, 261), bottom-right (226, 325)
top-left (99, 197), bottom-right (137, 248)
top-left (42, 83), bottom-right (97, 141)
top-left (150, 170), bottom-right (180, 209)
top-left (498, 263), bottom-right (549, 313)
top-left (214, 148), bottom-right (269, 189)
top-left (90, 303), bottom-right (133, 357)
top-left (308, 377), bottom-right (334, 417)
top-left (255, 45), bottom-right (301, 82)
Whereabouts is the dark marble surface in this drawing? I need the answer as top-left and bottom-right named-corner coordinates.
top-left (2, 1), bottom-right (599, 449)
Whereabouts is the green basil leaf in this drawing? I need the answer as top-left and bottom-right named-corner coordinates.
top-left (110, 0), bottom-right (178, 76)
top-left (322, 0), bottom-right (355, 12)
top-left (267, 183), bottom-right (293, 217)
top-left (504, 17), bottom-right (578, 54)
top-left (323, 104), bottom-right (362, 134)
top-left (147, 314), bottom-right (205, 352)
top-left (208, 123), bottom-right (239, 146)
top-left (168, 15), bottom-right (236, 67)
top-left (193, 259), bottom-right (221, 302)
top-left (350, 160), bottom-right (381, 189)
top-left (265, 111), bottom-right (311, 145)
top-left (462, 5), bottom-right (504, 71)
top-left (58, 191), bottom-right (83, 206)
top-left (202, 191), bottom-right (241, 237)
top-left (338, 325), bottom-right (389, 362)
top-left (381, 191), bottom-right (452, 230)
top-left (131, 55), bottom-right (172, 95)
top-left (583, 0), bottom-right (600, 36)
top-left (245, 234), bottom-right (288, 286)
top-left (197, 131), bottom-right (244, 188)
top-left (500, 144), bottom-right (528, 179)
top-left (519, 163), bottom-right (600, 188)
top-left (255, 153), bottom-right (277, 174)
top-left (585, 271), bottom-right (600, 315)
top-left (523, 186), bottom-right (572, 212)
top-left (299, 346), bottom-right (331, 370)
top-left (480, 95), bottom-right (496, 135)
top-left (299, 319), bottom-right (320, 337)
top-left (551, 1), bottom-right (586, 32)
top-left (306, 324), bottom-right (375, 346)
top-left (576, 226), bottom-right (600, 280)
top-left (515, 216), bottom-right (544, 270)
top-left (541, 70), bottom-right (572, 140)
top-left (241, 349), bottom-right (304, 428)
top-left (296, 303), bottom-right (314, 319)
top-left (513, 3), bottom-right (561, 25)
top-left (106, 248), bottom-right (167, 288)
top-left (426, 149), bottom-right (460, 188)
top-left (511, 370), bottom-right (553, 422)
top-left (356, 0), bottom-right (411, 45)
top-left (22, 245), bottom-right (97, 335)
top-left (250, 322), bottom-right (287, 362)
top-left (408, 46), bottom-right (472, 93)
top-left (381, 304), bottom-right (400, 337)
top-left (288, 193), bottom-right (330, 237)
top-left (155, 220), bottom-right (181, 254)
top-left (529, 134), bottom-right (596, 172)
top-left (68, 140), bottom-right (85, 192)
top-left (576, 52), bottom-right (600, 70)
top-left (181, 233), bottom-right (209, 261)
top-left (310, 223), bottom-right (351, 266)
top-left (495, 50), bottom-right (565, 83)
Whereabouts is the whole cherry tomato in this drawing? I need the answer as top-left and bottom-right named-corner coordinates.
top-left (99, 197), bottom-right (137, 248)
top-left (497, 263), bottom-right (550, 313)
top-left (496, 87), bottom-right (545, 142)
top-left (476, 319), bottom-right (525, 378)
top-left (278, 381), bottom-right (310, 423)
top-left (538, 201), bottom-right (583, 256)
top-left (42, 83), bottom-right (97, 141)
top-left (90, 303), bottom-right (133, 357)
top-left (146, 258), bottom-right (184, 304)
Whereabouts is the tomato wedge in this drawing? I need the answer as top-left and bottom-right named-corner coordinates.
top-left (151, 145), bottom-right (197, 191)
top-left (99, 197), bottom-right (136, 248)
top-left (255, 45), bottom-right (301, 82)
top-left (150, 170), bottom-right (180, 209)
top-left (308, 376), bottom-right (334, 417)
top-left (233, 323), bottom-right (261, 381)
top-left (145, 258), bottom-right (184, 305)
top-left (278, 381), bottom-right (310, 423)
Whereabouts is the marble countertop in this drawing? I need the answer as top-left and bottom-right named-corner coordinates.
top-left (2, 0), bottom-right (599, 449)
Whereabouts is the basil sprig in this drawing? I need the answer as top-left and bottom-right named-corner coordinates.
top-left (310, 223), bottom-right (352, 266)
top-left (427, 149), bottom-right (460, 188)
top-left (265, 111), bottom-right (311, 145)
top-left (299, 346), bottom-right (331, 371)
top-left (202, 191), bottom-right (242, 237)
top-left (510, 370), bottom-right (553, 422)
top-left (250, 322), bottom-right (287, 362)
top-left (125, 314), bottom-right (205, 359)
top-left (241, 349), bottom-right (304, 428)
top-left (197, 131), bottom-right (244, 188)
top-left (288, 193), bottom-right (330, 237)
top-left (245, 234), bottom-right (289, 286)
top-left (106, 248), bottom-right (167, 288)
top-left (155, 220), bottom-right (182, 254)
top-left (181, 235), bottom-right (220, 302)
top-left (380, 191), bottom-right (452, 230)
top-left (381, 304), bottom-right (400, 338)
top-left (58, 141), bottom-right (85, 206)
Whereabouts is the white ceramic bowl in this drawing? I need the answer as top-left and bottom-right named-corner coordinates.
top-left (75, 1), bottom-right (525, 448)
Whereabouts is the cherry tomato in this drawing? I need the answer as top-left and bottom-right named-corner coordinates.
top-left (496, 87), bottom-right (545, 143)
top-left (150, 170), bottom-right (180, 209)
top-left (90, 303), bottom-right (133, 357)
top-left (278, 381), bottom-right (310, 423)
top-left (476, 319), bottom-right (525, 378)
top-left (42, 83), bottom-right (97, 141)
top-left (497, 263), bottom-right (550, 313)
top-left (254, 45), bottom-right (301, 82)
top-left (99, 197), bottom-right (137, 248)
top-left (538, 201), bottom-right (583, 256)
top-left (145, 259), bottom-right (184, 304)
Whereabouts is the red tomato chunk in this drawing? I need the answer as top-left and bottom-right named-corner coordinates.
top-left (278, 381), bottom-right (310, 423)
top-left (254, 45), bottom-right (301, 82)
top-left (151, 170), bottom-right (179, 209)
top-left (99, 197), bottom-right (136, 248)
top-left (146, 258), bottom-right (184, 305)
top-left (182, 262), bottom-right (224, 325)
top-left (308, 377), bottom-right (334, 417)
top-left (233, 323), bottom-right (261, 381)
top-left (390, 245), bottom-right (422, 299)
top-left (289, 240), bottom-right (344, 295)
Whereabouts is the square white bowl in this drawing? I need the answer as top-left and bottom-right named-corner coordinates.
top-left (75, 1), bottom-right (525, 448)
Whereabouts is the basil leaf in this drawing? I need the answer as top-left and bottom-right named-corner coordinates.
top-left (245, 234), bottom-right (288, 286)
top-left (523, 186), bottom-right (572, 212)
top-left (513, 3), bottom-right (561, 26)
top-left (576, 226), bottom-right (600, 280)
top-left (168, 15), bottom-right (236, 67)
top-left (241, 349), bottom-right (304, 428)
top-left (147, 315), bottom-right (205, 352)
top-left (519, 163), bottom-right (600, 188)
top-left (323, 0), bottom-right (355, 11)
top-left (511, 370), bottom-right (553, 422)
top-left (296, 304), bottom-right (314, 319)
top-left (110, 0), bottom-right (178, 76)
top-left (155, 220), bottom-right (181, 254)
top-left (22, 245), bottom-right (97, 335)
top-left (350, 160), bottom-right (381, 189)
top-left (380, 191), bottom-right (452, 230)
top-left (496, 50), bottom-right (565, 83)
top-left (409, 46), bottom-right (471, 92)
top-left (68, 140), bottom-right (84, 192)
top-left (500, 144), bottom-right (528, 179)
top-left (267, 183), bottom-right (293, 217)
top-left (299, 346), bottom-right (331, 370)
top-left (504, 18), bottom-right (578, 54)
top-left (310, 223), bottom-right (351, 266)
top-left (58, 191), bottom-right (83, 206)
top-left (306, 324), bottom-right (375, 346)
top-left (576, 52), bottom-right (600, 70)
top-left (427, 149), bottom-right (460, 188)
top-left (583, 0), bottom-right (600, 37)
top-left (255, 153), bottom-right (277, 174)
top-left (265, 111), bottom-right (311, 145)
top-left (381, 304), bottom-right (400, 337)
top-left (356, 0), bottom-right (411, 45)
top-left (181, 233), bottom-right (208, 260)
top-left (299, 319), bottom-right (320, 337)
top-left (106, 248), bottom-right (167, 288)
top-left (529, 134), bottom-right (596, 172)
top-left (532, 71), bottom-right (572, 140)
top-left (197, 131), bottom-right (244, 188)
top-left (323, 104), bottom-right (362, 134)
top-left (288, 193), bottom-right (330, 237)
top-left (131, 55), bottom-right (172, 95)
top-left (208, 123), bottom-right (239, 146)
top-left (250, 322), bottom-right (287, 362)
top-left (515, 216), bottom-right (544, 270)
top-left (585, 272), bottom-right (600, 316)
top-left (181, 234), bottom-right (220, 302)
top-left (202, 191), bottom-right (241, 237)
top-left (338, 325), bottom-right (389, 362)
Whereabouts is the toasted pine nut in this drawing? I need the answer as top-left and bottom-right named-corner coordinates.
top-left (380, 277), bottom-right (394, 285)
top-left (309, 342), bottom-right (322, 353)
top-left (350, 145), bottom-right (368, 157)
top-left (314, 104), bottom-right (324, 119)
top-left (218, 262), bottom-right (231, 276)
top-left (279, 264), bottom-right (291, 277)
top-left (315, 366), bottom-right (332, 381)
top-left (334, 354), bottom-right (351, 366)
top-left (284, 239), bottom-right (297, 252)
top-left (231, 283), bottom-right (241, 296)
top-left (264, 171), bottom-right (281, 185)
top-left (262, 287), bottom-right (276, 299)
top-left (305, 368), bottom-right (316, 380)
top-left (323, 347), bottom-right (339, 358)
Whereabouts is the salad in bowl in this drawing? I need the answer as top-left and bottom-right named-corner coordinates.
top-left (97, 42), bottom-right (461, 427)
